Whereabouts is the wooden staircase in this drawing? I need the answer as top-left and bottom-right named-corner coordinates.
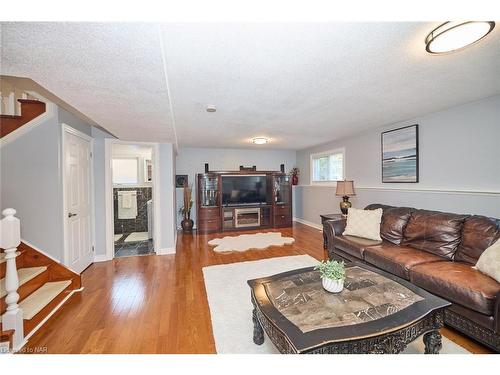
top-left (0, 240), bottom-right (81, 351)
top-left (0, 99), bottom-right (46, 138)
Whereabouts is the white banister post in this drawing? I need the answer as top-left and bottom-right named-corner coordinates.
top-left (7, 92), bottom-right (15, 116)
top-left (1, 208), bottom-right (24, 352)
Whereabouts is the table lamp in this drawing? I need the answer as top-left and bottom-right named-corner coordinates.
top-left (336, 180), bottom-right (356, 216)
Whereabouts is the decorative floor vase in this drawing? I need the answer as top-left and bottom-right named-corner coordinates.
top-left (181, 217), bottom-right (194, 233)
top-left (322, 278), bottom-right (344, 293)
top-left (292, 175), bottom-right (298, 185)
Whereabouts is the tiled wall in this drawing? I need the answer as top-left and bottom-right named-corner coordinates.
top-left (113, 187), bottom-right (152, 234)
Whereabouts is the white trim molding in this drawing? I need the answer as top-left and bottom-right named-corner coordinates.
top-left (156, 247), bottom-right (176, 255)
top-left (20, 287), bottom-right (84, 350)
top-left (104, 139), bottom-right (162, 261)
top-left (293, 185), bottom-right (500, 196)
top-left (61, 124), bottom-right (96, 273)
top-left (0, 102), bottom-right (56, 148)
top-left (93, 254), bottom-right (110, 263)
top-left (293, 217), bottom-right (323, 231)
top-left (355, 186), bottom-right (500, 196)
top-left (21, 239), bottom-right (63, 264)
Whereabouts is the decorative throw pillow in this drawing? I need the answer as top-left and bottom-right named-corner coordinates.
top-left (343, 207), bottom-right (383, 241)
top-left (475, 239), bottom-right (500, 283)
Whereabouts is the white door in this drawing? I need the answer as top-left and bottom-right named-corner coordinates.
top-left (64, 129), bottom-right (93, 273)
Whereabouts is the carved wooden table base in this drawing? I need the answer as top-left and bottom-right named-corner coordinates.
top-left (252, 297), bottom-right (445, 354)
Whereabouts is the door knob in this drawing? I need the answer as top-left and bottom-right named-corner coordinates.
top-left (68, 212), bottom-right (77, 218)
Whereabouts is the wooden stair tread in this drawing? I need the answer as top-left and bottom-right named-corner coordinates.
top-left (18, 280), bottom-right (71, 320)
top-left (0, 266), bottom-right (48, 298)
top-left (17, 99), bottom-right (43, 105)
top-left (0, 114), bottom-right (22, 119)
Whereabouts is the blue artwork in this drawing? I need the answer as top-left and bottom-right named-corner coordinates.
top-left (382, 125), bottom-right (419, 183)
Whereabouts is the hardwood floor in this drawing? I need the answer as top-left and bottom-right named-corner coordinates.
top-left (22, 223), bottom-right (492, 354)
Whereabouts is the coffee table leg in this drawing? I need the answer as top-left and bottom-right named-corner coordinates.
top-left (252, 307), bottom-right (264, 345)
top-left (423, 330), bottom-right (442, 354)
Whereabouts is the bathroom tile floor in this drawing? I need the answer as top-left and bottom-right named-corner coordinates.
top-left (114, 235), bottom-right (154, 258)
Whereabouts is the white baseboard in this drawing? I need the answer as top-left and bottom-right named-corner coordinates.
top-left (156, 247), bottom-right (176, 255)
top-left (93, 254), bottom-right (110, 262)
top-left (293, 217), bottom-right (323, 231)
top-left (20, 287), bottom-right (84, 350)
top-left (21, 239), bottom-right (62, 264)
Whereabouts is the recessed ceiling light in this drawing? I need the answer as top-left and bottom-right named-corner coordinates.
top-left (252, 137), bottom-right (269, 145)
top-left (425, 21), bottom-right (495, 54)
top-left (206, 105), bottom-right (217, 112)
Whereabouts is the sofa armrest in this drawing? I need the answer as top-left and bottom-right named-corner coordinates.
top-left (323, 218), bottom-right (347, 258)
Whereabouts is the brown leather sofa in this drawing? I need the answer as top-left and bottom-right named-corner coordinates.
top-left (323, 203), bottom-right (500, 352)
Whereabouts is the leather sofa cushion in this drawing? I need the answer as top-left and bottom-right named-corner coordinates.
top-left (334, 235), bottom-right (382, 260)
top-left (410, 262), bottom-right (500, 315)
top-left (379, 207), bottom-right (412, 245)
top-left (363, 243), bottom-right (443, 280)
top-left (364, 204), bottom-right (411, 244)
top-left (403, 209), bottom-right (468, 259)
top-left (455, 215), bottom-right (500, 264)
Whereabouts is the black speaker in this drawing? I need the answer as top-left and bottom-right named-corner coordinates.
top-left (280, 164), bottom-right (285, 173)
top-left (204, 163), bottom-right (209, 173)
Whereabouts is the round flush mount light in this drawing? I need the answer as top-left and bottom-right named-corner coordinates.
top-left (206, 105), bottom-right (217, 112)
top-left (252, 137), bottom-right (269, 145)
top-left (425, 21), bottom-right (495, 54)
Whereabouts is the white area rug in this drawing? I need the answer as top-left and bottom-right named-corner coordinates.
top-left (124, 232), bottom-right (149, 242)
top-left (203, 255), bottom-right (470, 354)
top-left (208, 232), bottom-right (295, 253)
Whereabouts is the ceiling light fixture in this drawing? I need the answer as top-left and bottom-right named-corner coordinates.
top-left (206, 105), bottom-right (217, 112)
top-left (425, 21), bottom-right (495, 54)
top-left (252, 137), bottom-right (269, 145)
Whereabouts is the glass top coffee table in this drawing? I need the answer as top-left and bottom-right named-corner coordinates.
top-left (247, 262), bottom-right (450, 354)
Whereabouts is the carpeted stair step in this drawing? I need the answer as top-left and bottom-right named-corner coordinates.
top-left (19, 280), bottom-right (72, 320)
top-left (0, 266), bottom-right (48, 298)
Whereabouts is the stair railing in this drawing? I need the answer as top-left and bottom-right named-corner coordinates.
top-left (0, 208), bottom-right (23, 352)
top-left (0, 86), bottom-right (31, 116)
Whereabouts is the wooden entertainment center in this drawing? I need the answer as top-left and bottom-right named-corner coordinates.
top-left (196, 168), bottom-right (292, 234)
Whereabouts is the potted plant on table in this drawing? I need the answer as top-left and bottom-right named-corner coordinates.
top-left (315, 260), bottom-right (346, 293)
top-left (179, 182), bottom-right (194, 234)
top-left (289, 167), bottom-right (299, 185)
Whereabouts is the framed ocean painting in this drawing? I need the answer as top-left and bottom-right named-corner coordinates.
top-left (381, 124), bottom-right (419, 183)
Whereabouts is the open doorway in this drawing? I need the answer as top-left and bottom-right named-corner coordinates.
top-left (111, 143), bottom-right (155, 258)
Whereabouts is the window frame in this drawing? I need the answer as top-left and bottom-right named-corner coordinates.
top-left (310, 147), bottom-right (346, 185)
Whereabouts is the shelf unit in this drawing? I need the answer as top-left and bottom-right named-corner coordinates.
top-left (196, 170), bottom-right (292, 234)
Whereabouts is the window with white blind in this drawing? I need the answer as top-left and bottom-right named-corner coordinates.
top-left (310, 148), bottom-right (345, 183)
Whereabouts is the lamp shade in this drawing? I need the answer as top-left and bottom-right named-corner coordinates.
top-left (336, 180), bottom-right (355, 196)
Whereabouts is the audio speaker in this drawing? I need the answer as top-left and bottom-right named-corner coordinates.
top-left (280, 164), bottom-right (285, 173)
top-left (204, 163), bottom-right (209, 173)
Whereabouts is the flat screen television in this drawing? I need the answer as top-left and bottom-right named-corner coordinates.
top-left (222, 175), bottom-right (267, 205)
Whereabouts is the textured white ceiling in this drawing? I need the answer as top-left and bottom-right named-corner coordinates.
top-left (1, 23), bottom-right (176, 143)
top-left (2, 22), bottom-right (499, 150)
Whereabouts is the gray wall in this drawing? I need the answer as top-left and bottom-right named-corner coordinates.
top-left (175, 147), bottom-right (297, 227)
top-left (158, 143), bottom-right (177, 251)
top-left (91, 127), bottom-right (115, 257)
top-left (58, 107), bottom-right (92, 137)
top-left (294, 95), bottom-right (500, 226)
top-left (1, 105), bottom-right (94, 261)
